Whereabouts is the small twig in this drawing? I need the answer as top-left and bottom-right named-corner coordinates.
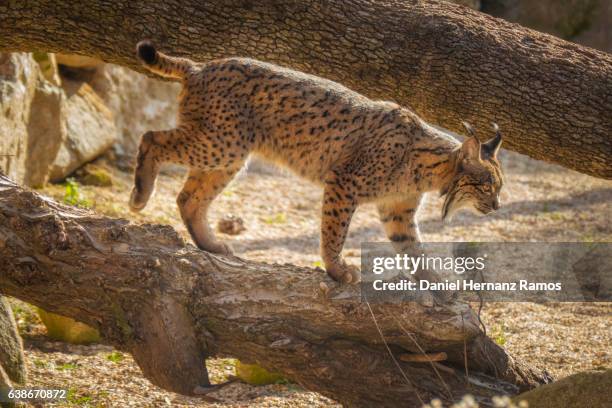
top-left (400, 352), bottom-right (447, 363)
top-left (201, 251), bottom-right (225, 274)
top-left (461, 315), bottom-right (470, 387)
top-left (72, 222), bottom-right (109, 253)
top-left (364, 301), bottom-right (425, 405)
top-left (473, 271), bottom-right (501, 378)
top-left (432, 362), bottom-right (457, 375)
top-left (476, 268), bottom-right (487, 336)
top-left (463, 339), bottom-right (470, 382)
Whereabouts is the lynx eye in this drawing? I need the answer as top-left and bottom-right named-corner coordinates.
top-left (482, 184), bottom-right (492, 193)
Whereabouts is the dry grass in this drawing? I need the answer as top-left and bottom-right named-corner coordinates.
top-left (12, 150), bottom-right (612, 406)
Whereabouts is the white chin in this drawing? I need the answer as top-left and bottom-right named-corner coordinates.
top-left (443, 202), bottom-right (477, 221)
top-left (468, 206), bottom-right (484, 216)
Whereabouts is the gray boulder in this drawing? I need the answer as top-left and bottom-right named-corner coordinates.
top-left (24, 82), bottom-right (66, 187)
top-left (1, 52), bottom-right (119, 186)
top-left (0, 53), bottom-right (38, 184)
top-left (49, 82), bottom-right (117, 182)
top-left (90, 64), bottom-right (180, 155)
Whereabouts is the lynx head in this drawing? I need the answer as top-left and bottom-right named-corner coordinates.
top-left (441, 123), bottom-right (504, 221)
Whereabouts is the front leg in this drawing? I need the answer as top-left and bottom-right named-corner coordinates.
top-left (320, 179), bottom-right (359, 283)
top-left (377, 196), bottom-right (422, 251)
top-left (378, 196), bottom-right (447, 301)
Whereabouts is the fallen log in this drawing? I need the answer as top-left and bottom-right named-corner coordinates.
top-left (0, 174), bottom-right (550, 407)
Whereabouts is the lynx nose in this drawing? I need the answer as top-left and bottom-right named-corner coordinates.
top-left (492, 197), bottom-right (500, 210)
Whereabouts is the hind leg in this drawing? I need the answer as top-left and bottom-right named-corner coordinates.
top-left (177, 167), bottom-right (242, 254)
top-left (129, 129), bottom-right (188, 212)
top-left (377, 196), bottom-right (422, 251)
top-left (378, 196), bottom-right (444, 290)
top-left (130, 125), bottom-right (249, 212)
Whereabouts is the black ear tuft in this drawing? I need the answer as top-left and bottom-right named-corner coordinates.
top-left (136, 40), bottom-right (157, 65)
top-left (481, 123), bottom-right (503, 159)
top-left (461, 121), bottom-right (475, 136)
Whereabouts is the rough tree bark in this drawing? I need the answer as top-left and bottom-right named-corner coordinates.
top-left (0, 0), bottom-right (610, 178)
top-left (0, 296), bottom-right (26, 386)
top-left (0, 175), bottom-right (551, 407)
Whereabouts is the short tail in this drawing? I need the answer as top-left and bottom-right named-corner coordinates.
top-left (136, 40), bottom-right (195, 80)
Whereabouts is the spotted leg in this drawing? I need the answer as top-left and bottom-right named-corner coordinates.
top-left (129, 128), bottom-right (190, 212)
top-left (320, 176), bottom-right (360, 283)
top-left (377, 196), bottom-right (422, 250)
top-left (177, 167), bottom-right (242, 254)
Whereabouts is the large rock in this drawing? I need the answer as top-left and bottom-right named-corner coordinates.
top-left (49, 82), bottom-right (117, 182)
top-left (24, 82), bottom-right (65, 187)
top-left (90, 64), bottom-right (180, 155)
top-left (1, 52), bottom-right (119, 186)
top-left (0, 297), bottom-right (26, 385)
top-left (37, 308), bottom-right (100, 344)
top-left (56, 53), bottom-right (103, 69)
top-left (0, 53), bottom-right (38, 184)
top-left (514, 369), bottom-right (612, 408)
top-left (1, 52), bottom-right (178, 184)
top-left (32, 52), bottom-right (61, 86)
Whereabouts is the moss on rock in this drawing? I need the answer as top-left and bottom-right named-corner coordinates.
top-left (77, 164), bottom-right (113, 187)
top-left (235, 361), bottom-right (285, 385)
top-left (514, 369), bottom-right (612, 408)
top-left (37, 309), bottom-right (100, 345)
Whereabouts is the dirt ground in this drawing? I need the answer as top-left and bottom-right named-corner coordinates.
top-left (10, 148), bottom-right (612, 407)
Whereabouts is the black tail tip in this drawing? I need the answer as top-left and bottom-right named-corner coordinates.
top-left (136, 40), bottom-right (157, 65)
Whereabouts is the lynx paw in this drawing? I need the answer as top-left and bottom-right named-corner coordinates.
top-left (129, 188), bottom-right (147, 212)
top-left (326, 261), bottom-right (361, 284)
top-left (198, 240), bottom-right (234, 256)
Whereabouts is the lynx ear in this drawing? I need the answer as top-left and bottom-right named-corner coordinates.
top-left (482, 123), bottom-right (503, 159)
top-left (461, 136), bottom-right (481, 161)
top-left (462, 121), bottom-right (475, 136)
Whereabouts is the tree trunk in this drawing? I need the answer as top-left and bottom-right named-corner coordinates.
top-left (0, 0), bottom-right (610, 179)
top-left (0, 296), bottom-right (26, 386)
top-left (0, 174), bottom-right (551, 406)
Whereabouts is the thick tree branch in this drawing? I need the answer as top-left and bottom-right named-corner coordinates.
top-left (0, 175), bottom-right (550, 406)
top-left (1, 0), bottom-right (611, 178)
